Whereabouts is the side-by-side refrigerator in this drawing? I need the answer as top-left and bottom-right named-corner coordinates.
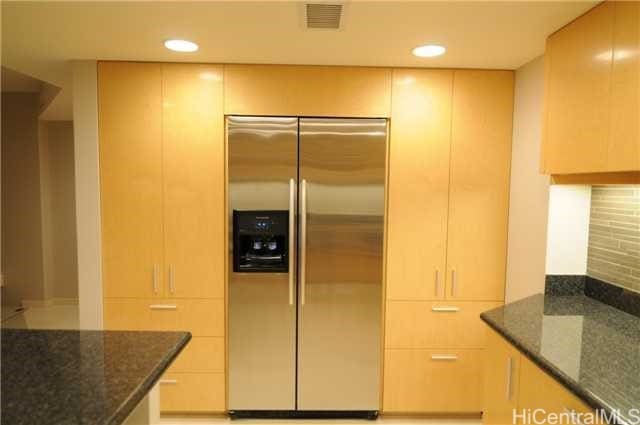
top-left (227, 116), bottom-right (387, 418)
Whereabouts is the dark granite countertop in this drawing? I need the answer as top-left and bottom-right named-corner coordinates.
top-left (1, 329), bottom-right (190, 425)
top-left (481, 294), bottom-right (640, 425)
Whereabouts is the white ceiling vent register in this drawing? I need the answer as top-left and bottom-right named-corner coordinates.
top-left (305, 3), bottom-right (343, 29)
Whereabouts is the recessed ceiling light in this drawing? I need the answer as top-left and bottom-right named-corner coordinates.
top-left (164, 39), bottom-right (199, 53)
top-left (412, 44), bottom-right (446, 58)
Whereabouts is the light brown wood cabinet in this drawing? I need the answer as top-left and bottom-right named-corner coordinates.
top-left (224, 64), bottom-right (392, 117)
top-left (446, 70), bottom-right (514, 301)
top-left (483, 327), bottom-right (521, 425)
top-left (483, 326), bottom-right (593, 425)
top-left (162, 64), bottom-right (225, 299)
top-left (99, 61), bottom-right (226, 413)
top-left (99, 62), bottom-right (164, 299)
top-left (100, 61), bottom-right (515, 416)
top-left (383, 69), bottom-right (513, 414)
top-left (384, 349), bottom-right (484, 413)
top-left (386, 69), bottom-right (453, 301)
top-left (542, 1), bottom-right (640, 174)
top-left (159, 372), bottom-right (226, 413)
top-left (518, 356), bottom-right (593, 424)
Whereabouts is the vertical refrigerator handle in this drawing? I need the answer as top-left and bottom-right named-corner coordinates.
top-left (300, 179), bottom-right (307, 305)
top-left (289, 179), bottom-right (295, 306)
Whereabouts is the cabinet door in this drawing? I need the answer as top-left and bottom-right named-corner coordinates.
top-left (482, 327), bottom-right (520, 425)
top-left (543, 2), bottom-right (615, 174)
top-left (518, 356), bottom-right (592, 424)
top-left (609, 1), bottom-right (640, 172)
top-left (386, 69), bottom-right (453, 300)
top-left (446, 70), bottom-right (513, 301)
top-left (99, 62), bottom-right (164, 298)
top-left (162, 64), bottom-right (225, 298)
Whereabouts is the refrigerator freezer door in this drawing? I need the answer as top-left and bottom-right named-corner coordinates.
top-left (227, 116), bottom-right (298, 410)
top-left (298, 118), bottom-right (386, 410)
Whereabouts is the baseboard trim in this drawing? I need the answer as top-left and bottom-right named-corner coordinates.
top-left (22, 298), bottom-right (79, 308)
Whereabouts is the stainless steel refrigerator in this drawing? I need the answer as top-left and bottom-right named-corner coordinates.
top-left (227, 116), bottom-right (387, 418)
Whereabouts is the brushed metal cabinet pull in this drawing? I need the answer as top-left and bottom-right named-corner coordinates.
top-left (159, 379), bottom-right (178, 385)
top-left (506, 357), bottom-right (513, 400)
top-left (431, 354), bottom-right (458, 361)
top-left (431, 306), bottom-right (460, 313)
top-left (451, 269), bottom-right (457, 297)
top-left (168, 265), bottom-right (175, 294)
top-left (152, 264), bottom-right (159, 294)
top-left (149, 304), bottom-right (177, 310)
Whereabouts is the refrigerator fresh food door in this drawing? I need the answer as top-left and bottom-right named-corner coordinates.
top-left (297, 118), bottom-right (386, 411)
top-left (228, 116), bottom-right (298, 410)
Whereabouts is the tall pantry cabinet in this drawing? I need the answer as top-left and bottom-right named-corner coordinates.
top-left (99, 62), bottom-right (226, 413)
top-left (383, 69), bottom-right (513, 413)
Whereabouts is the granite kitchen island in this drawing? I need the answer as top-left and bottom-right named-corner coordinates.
top-left (1, 328), bottom-right (190, 425)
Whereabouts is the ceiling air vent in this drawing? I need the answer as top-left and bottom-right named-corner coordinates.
top-left (306, 3), bottom-right (343, 29)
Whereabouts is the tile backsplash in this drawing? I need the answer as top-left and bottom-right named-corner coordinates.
top-left (587, 185), bottom-right (640, 293)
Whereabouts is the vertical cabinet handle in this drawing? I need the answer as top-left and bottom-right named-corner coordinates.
top-left (300, 179), bottom-right (307, 306)
top-left (168, 265), bottom-right (175, 294)
top-left (506, 357), bottom-right (513, 400)
top-left (289, 179), bottom-right (295, 306)
top-left (434, 270), bottom-right (440, 297)
top-left (451, 269), bottom-right (457, 297)
top-left (152, 264), bottom-right (159, 294)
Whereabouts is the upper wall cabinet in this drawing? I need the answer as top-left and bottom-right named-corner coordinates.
top-left (543, 1), bottom-right (640, 174)
top-left (224, 64), bottom-right (392, 117)
top-left (609, 1), bottom-right (640, 172)
top-left (99, 62), bottom-right (164, 298)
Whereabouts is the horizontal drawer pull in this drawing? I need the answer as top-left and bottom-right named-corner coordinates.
top-left (149, 304), bottom-right (177, 310)
top-left (431, 306), bottom-right (460, 312)
top-left (159, 379), bottom-right (178, 385)
top-left (430, 354), bottom-right (458, 361)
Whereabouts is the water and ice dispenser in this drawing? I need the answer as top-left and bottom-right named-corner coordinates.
top-left (232, 210), bottom-right (289, 273)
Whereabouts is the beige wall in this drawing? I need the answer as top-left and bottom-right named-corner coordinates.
top-left (505, 56), bottom-right (551, 303)
top-left (39, 120), bottom-right (78, 300)
top-left (1, 92), bottom-right (45, 305)
top-left (73, 61), bottom-right (103, 329)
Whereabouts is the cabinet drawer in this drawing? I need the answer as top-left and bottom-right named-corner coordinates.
top-left (104, 299), bottom-right (152, 330)
top-left (159, 372), bottom-right (225, 413)
top-left (385, 301), bottom-right (501, 348)
top-left (168, 337), bottom-right (225, 373)
top-left (104, 299), bottom-right (224, 336)
top-left (383, 349), bottom-right (483, 413)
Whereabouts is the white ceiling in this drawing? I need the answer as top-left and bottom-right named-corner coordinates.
top-left (2, 1), bottom-right (597, 120)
